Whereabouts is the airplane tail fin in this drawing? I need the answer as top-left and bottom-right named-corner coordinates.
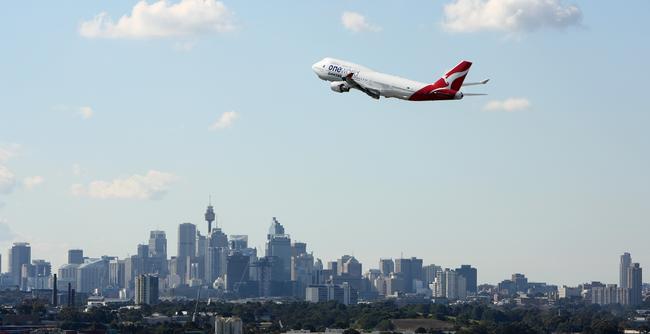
top-left (438, 60), bottom-right (472, 91)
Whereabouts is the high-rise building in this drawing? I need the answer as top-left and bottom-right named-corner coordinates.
top-left (395, 257), bottom-right (423, 293)
top-left (135, 274), bottom-right (159, 305)
top-left (109, 259), bottom-right (126, 289)
top-left (8, 242), bottom-right (31, 287)
top-left (215, 316), bottom-right (243, 334)
top-left (68, 249), bottom-right (84, 265)
top-left (148, 231), bottom-right (167, 259)
top-left (341, 256), bottom-right (362, 278)
top-left (226, 253), bottom-right (250, 292)
top-left (137, 244), bottom-right (149, 258)
top-left (512, 273), bottom-right (528, 293)
top-left (205, 246), bottom-right (227, 285)
top-left (177, 223), bottom-right (197, 284)
top-left (229, 235), bottom-right (248, 250)
top-left (292, 253), bottom-right (314, 297)
top-left (291, 242), bottom-right (307, 257)
top-left (455, 265), bottom-right (477, 294)
top-left (379, 259), bottom-right (394, 276)
top-left (205, 200), bottom-right (216, 234)
top-left (265, 218), bottom-right (291, 281)
top-left (76, 258), bottom-right (109, 293)
top-left (423, 264), bottom-right (442, 284)
top-left (628, 263), bottom-right (642, 306)
top-left (620, 252), bottom-right (632, 289)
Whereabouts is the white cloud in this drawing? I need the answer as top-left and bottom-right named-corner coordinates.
top-left (0, 166), bottom-right (16, 194)
top-left (442, 0), bottom-right (582, 33)
top-left (484, 97), bottom-right (531, 112)
top-left (80, 0), bottom-right (235, 39)
top-left (79, 106), bottom-right (94, 119)
top-left (209, 111), bottom-right (238, 130)
top-left (23, 176), bottom-right (44, 189)
top-left (0, 144), bottom-right (19, 163)
top-left (71, 170), bottom-right (176, 200)
top-left (341, 11), bottom-right (382, 33)
top-left (0, 219), bottom-right (17, 242)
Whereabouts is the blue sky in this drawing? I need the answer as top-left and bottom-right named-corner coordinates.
top-left (0, 0), bottom-right (649, 285)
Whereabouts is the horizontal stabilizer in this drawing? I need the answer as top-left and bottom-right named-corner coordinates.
top-left (462, 79), bottom-right (490, 87)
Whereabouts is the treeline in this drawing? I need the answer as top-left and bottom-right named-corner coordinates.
top-left (4, 295), bottom-right (650, 334)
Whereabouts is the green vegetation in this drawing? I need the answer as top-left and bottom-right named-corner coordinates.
top-left (2, 297), bottom-right (647, 334)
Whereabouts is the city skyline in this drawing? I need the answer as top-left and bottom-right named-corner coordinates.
top-left (1, 209), bottom-right (645, 288)
top-left (1, 1), bottom-right (649, 286)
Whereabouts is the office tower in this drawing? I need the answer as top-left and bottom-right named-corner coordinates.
top-left (628, 263), bottom-right (642, 306)
top-left (337, 255), bottom-right (352, 276)
top-left (205, 246), bottom-right (227, 285)
top-left (265, 218), bottom-right (291, 281)
top-left (205, 199), bottom-right (216, 234)
top-left (327, 261), bottom-right (338, 275)
top-left (455, 265), bottom-right (477, 294)
top-left (620, 252), bottom-right (632, 289)
top-left (137, 244), bottom-right (149, 258)
top-left (208, 228), bottom-right (229, 248)
top-left (68, 249), bottom-right (84, 265)
top-left (229, 235), bottom-right (248, 250)
top-left (76, 258), bottom-right (109, 293)
top-left (226, 253), bottom-right (250, 292)
top-left (305, 283), bottom-right (357, 305)
top-left (135, 274), bottom-right (159, 305)
top-left (148, 231), bottom-right (167, 259)
top-left (109, 259), bottom-right (126, 289)
top-left (147, 231), bottom-right (168, 277)
top-left (395, 257), bottom-right (423, 293)
top-left (423, 264), bottom-right (442, 284)
top-left (291, 242), bottom-right (307, 257)
top-left (8, 242), bottom-right (31, 287)
top-left (313, 258), bottom-right (323, 271)
top-left (379, 259), bottom-right (394, 276)
top-left (177, 223), bottom-right (197, 284)
top-left (512, 273), bottom-right (528, 292)
top-left (341, 256), bottom-right (362, 278)
top-left (292, 253), bottom-right (314, 297)
top-left (215, 316), bottom-right (243, 334)
top-left (386, 273), bottom-right (405, 295)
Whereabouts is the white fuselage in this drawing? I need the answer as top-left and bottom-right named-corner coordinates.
top-left (312, 57), bottom-right (428, 100)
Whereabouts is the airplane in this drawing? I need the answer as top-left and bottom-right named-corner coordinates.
top-left (311, 57), bottom-right (489, 101)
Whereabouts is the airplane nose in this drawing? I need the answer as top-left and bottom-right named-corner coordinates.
top-left (311, 62), bottom-right (320, 72)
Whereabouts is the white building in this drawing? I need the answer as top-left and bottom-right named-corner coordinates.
top-left (215, 316), bottom-right (243, 334)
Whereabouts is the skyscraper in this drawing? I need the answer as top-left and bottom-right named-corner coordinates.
top-left (135, 274), bottom-right (159, 305)
top-left (379, 259), bottom-right (394, 276)
top-left (265, 218), bottom-right (291, 281)
top-left (628, 263), bottom-right (642, 306)
top-left (620, 252), bottom-right (632, 289)
top-left (395, 257), bottom-right (423, 293)
top-left (148, 231), bottom-right (167, 259)
top-left (455, 265), bottom-right (477, 294)
top-left (226, 253), bottom-right (250, 292)
top-left (67, 249), bottom-right (84, 265)
top-left (8, 242), bottom-right (31, 287)
top-left (177, 223), bottom-right (197, 284)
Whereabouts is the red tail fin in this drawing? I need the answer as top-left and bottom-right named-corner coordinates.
top-left (441, 60), bottom-right (472, 91)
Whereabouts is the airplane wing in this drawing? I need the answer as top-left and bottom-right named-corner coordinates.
top-left (462, 79), bottom-right (490, 87)
top-left (344, 73), bottom-right (380, 99)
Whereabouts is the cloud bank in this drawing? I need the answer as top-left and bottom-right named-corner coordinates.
top-left (80, 0), bottom-right (235, 39)
top-left (71, 170), bottom-right (176, 200)
top-left (442, 0), bottom-right (582, 33)
top-left (341, 11), bottom-right (381, 33)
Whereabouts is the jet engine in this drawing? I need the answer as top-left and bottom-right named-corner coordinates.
top-left (454, 91), bottom-right (463, 100)
top-left (330, 81), bottom-right (351, 93)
